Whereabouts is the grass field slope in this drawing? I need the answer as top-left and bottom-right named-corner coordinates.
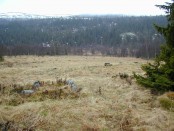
top-left (0, 56), bottom-right (174, 130)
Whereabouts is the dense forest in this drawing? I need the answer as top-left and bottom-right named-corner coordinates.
top-left (0, 15), bottom-right (167, 58)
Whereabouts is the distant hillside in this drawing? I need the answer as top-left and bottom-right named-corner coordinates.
top-left (0, 15), bottom-right (167, 57)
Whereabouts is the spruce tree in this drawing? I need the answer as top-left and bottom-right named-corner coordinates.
top-left (134, 0), bottom-right (174, 91)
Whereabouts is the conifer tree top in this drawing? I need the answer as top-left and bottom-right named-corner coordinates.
top-left (155, 0), bottom-right (174, 48)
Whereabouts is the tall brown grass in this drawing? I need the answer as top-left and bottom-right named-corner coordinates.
top-left (0, 56), bottom-right (173, 130)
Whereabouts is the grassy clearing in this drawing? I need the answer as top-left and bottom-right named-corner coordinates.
top-left (0, 56), bottom-right (174, 130)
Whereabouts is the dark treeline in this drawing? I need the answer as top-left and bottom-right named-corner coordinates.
top-left (0, 15), bottom-right (167, 58)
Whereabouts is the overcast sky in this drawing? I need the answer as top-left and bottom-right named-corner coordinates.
top-left (0, 0), bottom-right (169, 16)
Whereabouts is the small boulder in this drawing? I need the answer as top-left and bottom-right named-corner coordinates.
top-left (104, 63), bottom-right (112, 66)
top-left (21, 90), bottom-right (35, 95)
top-left (66, 79), bottom-right (78, 92)
top-left (32, 81), bottom-right (41, 90)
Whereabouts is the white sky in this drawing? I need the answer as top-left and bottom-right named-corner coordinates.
top-left (0, 0), bottom-right (169, 16)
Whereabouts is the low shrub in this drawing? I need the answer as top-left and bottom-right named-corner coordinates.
top-left (159, 97), bottom-right (174, 111)
top-left (0, 55), bottom-right (4, 62)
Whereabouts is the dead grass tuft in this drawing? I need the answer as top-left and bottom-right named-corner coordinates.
top-left (167, 92), bottom-right (174, 100)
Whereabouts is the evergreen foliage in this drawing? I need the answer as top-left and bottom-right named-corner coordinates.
top-left (0, 16), bottom-right (167, 57)
top-left (0, 16), bottom-right (166, 47)
top-left (0, 55), bottom-right (4, 62)
top-left (134, 0), bottom-right (174, 91)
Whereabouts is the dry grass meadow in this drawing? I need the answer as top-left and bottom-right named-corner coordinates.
top-left (0, 55), bottom-right (174, 130)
